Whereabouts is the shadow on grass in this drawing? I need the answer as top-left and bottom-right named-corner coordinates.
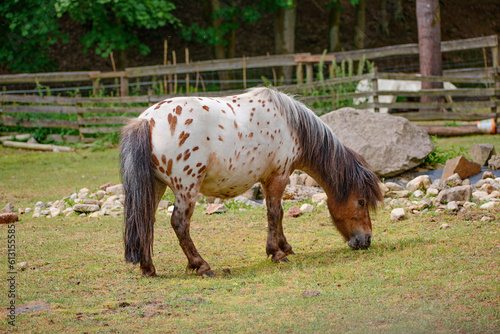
top-left (148, 235), bottom-right (435, 280)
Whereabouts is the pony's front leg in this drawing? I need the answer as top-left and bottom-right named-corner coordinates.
top-left (263, 174), bottom-right (294, 263)
top-left (171, 197), bottom-right (214, 277)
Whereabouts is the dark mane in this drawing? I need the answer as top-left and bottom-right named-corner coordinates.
top-left (251, 87), bottom-right (382, 209)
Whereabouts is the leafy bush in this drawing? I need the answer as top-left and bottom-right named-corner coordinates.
top-left (423, 136), bottom-right (469, 166)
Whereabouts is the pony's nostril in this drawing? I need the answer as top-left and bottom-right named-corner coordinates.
top-left (366, 235), bottom-right (371, 245)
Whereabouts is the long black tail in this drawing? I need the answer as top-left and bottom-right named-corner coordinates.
top-left (120, 118), bottom-right (157, 265)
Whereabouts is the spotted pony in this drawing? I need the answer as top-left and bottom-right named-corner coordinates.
top-left (120, 87), bottom-right (382, 277)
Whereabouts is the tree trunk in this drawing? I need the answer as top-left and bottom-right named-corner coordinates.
top-left (274, 0), bottom-right (296, 83)
top-left (328, 1), bottom-right (341, 52)
top-left (207, 0), bottom-right (232, 89)
top-left (380, 0), bottom-right (389, 36)
top-left (353, 0), bottom-right (366, 49)
top-left (417, 0), bottom-right (443, 109)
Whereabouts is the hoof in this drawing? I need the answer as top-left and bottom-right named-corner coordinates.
top-left (140, 265), bottom-right (156, 277)
top-left (202, 270), bottom-right (216, 278)
top-left (279, 257), bottom-right (290, 263)
top-left (288, 250), bottom-right (296, 255)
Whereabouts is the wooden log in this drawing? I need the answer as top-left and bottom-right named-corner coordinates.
top-left (419, 125), bottom-right (482, 136)
top-left (2, 140), bottom-right (75, 152)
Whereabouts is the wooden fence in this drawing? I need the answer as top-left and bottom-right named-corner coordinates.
top-left (1, 67), bottom-right (498, 142)
top-left (0, 35), bottom-right (498, 96)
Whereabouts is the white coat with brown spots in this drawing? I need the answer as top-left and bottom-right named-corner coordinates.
top-left (121, 87), bottom-right (382, 277)
top-left (142, 90), bottom-right (302, 202)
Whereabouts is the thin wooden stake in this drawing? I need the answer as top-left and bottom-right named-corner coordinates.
top-left (172, 50), bottom-right (177, 94)
top-left (185, 48), bottom-right (190, 93)
top-left (243, 56), bottom-right (247, 89)
top-left (163, 40), bottom-right (168, 94)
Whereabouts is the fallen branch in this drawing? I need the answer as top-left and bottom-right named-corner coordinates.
top-left (2, 140), bottom-right (75, 152)
top-left (419, 125), bottom-right (483, 137)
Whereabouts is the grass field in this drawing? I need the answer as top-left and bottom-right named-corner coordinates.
top-left (0, 135), bottom-right (499, 333)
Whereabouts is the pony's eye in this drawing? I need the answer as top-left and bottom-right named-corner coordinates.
top-left (357, 199), bottom-right (366, 207)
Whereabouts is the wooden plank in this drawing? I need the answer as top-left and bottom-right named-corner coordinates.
top-left (89, 71), bottom-right (126, 79)
top-left (0, 94), bottom-right (77, 104)
top-left (79, 116), bottom-right (132, 126)
top-left (0, 71), bottom-right (100, 84)
top-left (376, 72), bottom-right (494, 84)
top-left (79, 127), bottom-right (122, 134)
top-left (76, 106), bottom-right (145, 114)
top-left (2, 105), bottom-right (79, 114)
top-left (295, 55), bottom-right (336, 63)
top-left (75, 95), bottom-right (150, 104)
top-left (419, 125), bottom-right (482, 137)
top-left (375, 88), bottom-right (497, 97)
top-left (2, 140), bottom-right (75, 151)
top-left (0, 115), bottom-right (79, 129)
top-left (125, 53), bottom-right (309, 78)
top-left (360, 101), bottom-right (494, 110)
top-left (321, 35), bottom-right (498, 63)
top-left (443, 67), bottom-right (494, 78)
top-left (389, 111), bottom-right (496, 121)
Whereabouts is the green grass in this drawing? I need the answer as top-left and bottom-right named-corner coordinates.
top-left (0, 142), bottom-right (499, 333)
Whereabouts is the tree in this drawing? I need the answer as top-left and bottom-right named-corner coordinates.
top-left (353, 0), bottom-right (366, 49)
top-left (326, 0), bottom-right (362, 52)
top-left (58, 0), bottom-right (179, 70)
top-left (181, 0), bottom-right (260, 60)
top-left (416, 0), bottom-right (443, 107)
top-left (0, 0), bottom-right (64, 73)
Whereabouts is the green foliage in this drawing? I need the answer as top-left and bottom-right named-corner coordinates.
top-left (181, 4), bottom-right (260, 48)
top-left (0, 0), bottom-right (66, 72)
top-left (56, 0), bottom-right (179, 58)
top-left (423, 136), bottom-right (470, 166)
top-left (307, 55), bottom-right (374, 115)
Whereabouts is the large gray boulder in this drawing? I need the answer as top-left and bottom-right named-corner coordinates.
top-left (320, 108), bottom-right (434, 177)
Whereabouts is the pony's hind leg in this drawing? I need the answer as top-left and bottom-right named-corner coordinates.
top-left (263, 174), bottom-right (294, 263)
top-left (170, 195), bottom-right (214, 277)
top-left (140, 178), bottom-right (167, 277)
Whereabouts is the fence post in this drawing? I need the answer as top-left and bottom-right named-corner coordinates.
top-left (492, 35), bottom-right (499, 68)
top-left (120, 75), bottom-right (129, 97)
top-left (306, 63), bottom-right (313, 83)
top-left (296, 63), bottom-right (303, 84)
top-left (371, 67), bottom-right (379, 112)
top-left (492, 67), bottom-right (499, 130)
top-left (76, 94), bottom-right (84, 142)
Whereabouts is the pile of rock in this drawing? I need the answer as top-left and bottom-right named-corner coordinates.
top-left (385, 171), bottom-right (500, 222)
top-left (3, 165), bottom-right (499, 222)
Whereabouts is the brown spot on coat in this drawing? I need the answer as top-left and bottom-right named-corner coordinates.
top-left (192, 146), bottom-right (199, 151)
top-left (218, 136), bottom-right (224, 141)
top-left (178, 131), bottom-right (190, 147)
top-left (152, 154), bottom-right (160, 166)
top-left (238, 132), bottom-right (242, 140)
top-left (159, 167), bottom-right (165, 173)
top-left (185, 119), bottom-right (193, 125)
top-left (161, 155), bottom-right (167, 164)
top-left (234, 121), bottom-right (238, 128)
top-left (227, 103), bottom-right (235, 114)
top-left (154, 101), bottom-right (167, 110)
top-left (202, 105), bottom-right (210, 111)
top-left (168, 114), bottom-right (178, 136)
top-left (166, 159), bottom-right (173, 176)
top-left (176, 153), bottom-right (182, 161)
top-left (219, 125), bottom-right (224, 130)
top-left (183, 165), bottom-right (190, 172)
top-left (175, 105), bottom-right (182, 115)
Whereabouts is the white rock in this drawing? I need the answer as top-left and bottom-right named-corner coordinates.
top-left (25, 208), bottom-right (33, 213)
top-left (167, 205), bottom-right (175, 213)
top-left (106, 184), bottom-right (124, 195)
top-left (73, 204), bottom-right (100, 213)
top-left (95, 190), bottom-right (106, 200)
top-left (446, 201), bottom-right (459, 211)
top-left (311, 193), bottom-right (328, 203)
top-left (202, 203), bottom-right (228, 214)
top-left (444, 173), bottom-right (462, 187)
top-left (463, 202), bottom-right (477, 209)
top-left (78, 188), bottom-right (91, 199)
top-left (406, 175), bottom-right (432, 192)
top-left (472, 191), bottom-right (489, 202)
top-left (385, 182), bottom-right (404, 191)
top-left (426, 188), bottom-right (439, 196)
top-left (317, 200), bottom-right (327, 207)
top-left (49, 207), bottom-right (61, 217)
top-left (413, 190), bottom-right (424, 198)
top-left (300, 203), bottom-right (314, 213)
top-left (390, 208), bottom-right (406, 221)
top-left (440, 223), bottom-right (450, 229)
top-left (480, 202), bottom-right (499, 210)
top-left (480, 216), bottom-right (494, 223)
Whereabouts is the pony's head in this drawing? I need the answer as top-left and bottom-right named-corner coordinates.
top-left (326, 147), bottom-right (382, 250)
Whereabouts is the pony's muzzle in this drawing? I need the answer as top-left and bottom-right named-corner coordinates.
top-left (348, 233), bottom-right (371, 250)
